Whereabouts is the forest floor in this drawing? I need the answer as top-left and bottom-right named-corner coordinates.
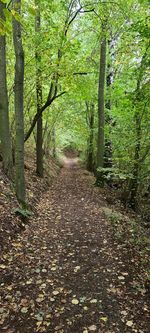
top-left (0, 159), bottom-right (150, 333)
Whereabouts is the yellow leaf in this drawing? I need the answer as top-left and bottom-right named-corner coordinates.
top-left (71, 298), bottom-right (79, 305)
top-left (83, 306), bottom-right (88, 311)
top-left (90, 299), bottom-right (97, 303)
top-left (36, 321), bottom-right (42, 327)
top-left (126, 320), bottom-right (133, 327)
top-left (100, 316), bottom-right (108, 322)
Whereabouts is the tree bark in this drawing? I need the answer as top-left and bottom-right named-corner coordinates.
top-left (128, 48), bottom-right (148, 209)
top-left (96, 35), bottom-right (107, 186)
top-left (0, 1), bottom-right (13, 178)
top-left (86, 102), bottom-right (94, 172)
top-left (104, 38), bottom-right (113, 169)
top-left (129, 110), bottom-right (141, 209)
top-left (128, 80), bottom-right (141, 209)
top-left (24, 90), bottom-right (66, 142)
top-left (52, 127), bottom-right (56, 158)
top-left (12, 0), bottom-right (25, 204)
top-left (35, 0), bottom-right (43, 177)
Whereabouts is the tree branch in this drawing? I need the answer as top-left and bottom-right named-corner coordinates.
top-left (25, 2), bottom-right (94, 143)
top-left (24, 91), bottom-right (66, 142)
top-left (7, 0), bottom-right (13, 9)
top-left (140, 145), bottom-right (150, 163)
top-left (65, 5), bottom-right (94, 36)
top-left (73, 71), bottom-right (94, 75)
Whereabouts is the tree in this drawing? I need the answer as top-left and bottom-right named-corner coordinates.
top-left (35, 0), bottom-right (43, 177)
top-left (96, 26), bottom-right (107, 186)
top-left (86, 101), bottom-right (95, 172)
top-left (24, 0), bottom-right (94, 142)
top-left (12, 0), bottom-right (25, 204)
top-left (0, 0), bottom-right (13, 178)
top-left (104, 36), bottom-right (114, 169)
top-left (0, 0), bottom-right (149, 216)
top-left (128, 45), bottom-right (149, 209)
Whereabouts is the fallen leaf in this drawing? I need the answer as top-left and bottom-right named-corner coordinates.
top-left (20, 298), bottom-right (28, 306)
top-left (51, 266), bottom-right (57, 271)
top-left (121, 310), bottom-right (128, 316)
top-left (36, 297), bottom-right (44, 303)
top-left (52, 290), bottom-right (59, 296)
top-left (71, 298), bottom-right (79, 305)
top-left (88, 325), bottom-right (97, 331)
top-left (74, 266), bottom-right (80, 272)
top-left (100, 316), bottom-right (108, 322)
top-left (90, 299), bottom-right (97, 304)
top-left (83, 306), bottom-right (88, 311)
top-left (36, 321), bottom-right (42, 327)
top-left (21, 307), bottom-right (28, 314)
top-left (126, 320), bottom-right (133, 327)
top-left (35, 314), bottom-right (43, 321)
top-left (118, 276), bottom-right (125, 280)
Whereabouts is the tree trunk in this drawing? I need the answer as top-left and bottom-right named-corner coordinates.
top-left (51, 127), bottom-right (56, 158)
top-left (127, 48), bottom-right (148, 209)
top-left (96, 35), bottom-right (107, 186)
top-left (0, 1), bottom-right (13, 178)
top-left (35, 0), bottom-right (43, 177)
top-left (128, 109), bottom-right (141, 209)
top-left (104, 38), bottom-right (113, 169)
top-left (86, 102), bottom-right (94, 172)
top-left (12, 0), bottom-right (25, 204)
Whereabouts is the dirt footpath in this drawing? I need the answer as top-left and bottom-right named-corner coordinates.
top-left (0, 167), bottom-right (149, 333)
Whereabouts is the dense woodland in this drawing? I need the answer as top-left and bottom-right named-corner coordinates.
top-left (0, 0), bottom-right (149, 212)
top-left (0, 1), bottom-right (150, 332)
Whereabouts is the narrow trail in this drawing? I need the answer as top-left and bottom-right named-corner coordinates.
top-left (0, 165), bottom-right (149, 333)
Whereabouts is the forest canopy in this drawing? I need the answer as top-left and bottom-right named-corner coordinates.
top-left (0, 0), bottom-right (149, 213)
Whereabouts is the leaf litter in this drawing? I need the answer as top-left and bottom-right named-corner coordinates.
top-left (0, 166), bottom-right (150, 332)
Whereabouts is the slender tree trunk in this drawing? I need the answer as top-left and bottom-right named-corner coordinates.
top-left (86, 102), bottom-right (94, 172)
top-left (127, 49), bottom-right (147, 209)
top-left (128, 88), bottom-right (142, 210)
top-left (0, 1), bottom-right (13, 177)
top-left (128, 108), bottom-right (141, 209)
top-left (12, 0), bottom-right (25, 204)
top-left (104, 39), bottom-right (113, 169)
top-left (35, 0), bottom-right (43, 177)
top-left (96, 35), bottom-right (107, 186)
top-left (51, 127), bottom-right (56, 158)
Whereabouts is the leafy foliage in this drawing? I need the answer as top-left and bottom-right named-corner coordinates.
top-left (1, 0), bottom-right (150, 206)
